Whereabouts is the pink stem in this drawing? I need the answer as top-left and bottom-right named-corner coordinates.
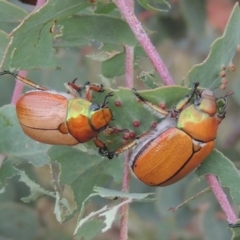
top-left (114, 0), bottom-right (175, 86)
top-left (119, 152), bottom-right (131, 240)
top-left (119, 58), bottom-right (133, 239)
top-left (124, 46), bottom-right (134, 88)
top-left (119, 27), bottom-right (134, 239)
top-left (206, 174), bottom-right (237, 224)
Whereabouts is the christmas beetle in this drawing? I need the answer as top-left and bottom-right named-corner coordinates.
top-left (114, 83), bottom-right (232, 186)
top-left (0, 70), bottom-right (116, 159)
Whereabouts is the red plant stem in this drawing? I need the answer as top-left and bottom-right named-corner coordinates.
top-left (119, 152), bottom-right (131, 240)
top-left (119, 44), bottom-right (134, 240)
top-left (114, 0), bottom-right (175, 86)
top-left (119, 15), bottom-right (134, 239)
top-left (124, 46), bottom-right (134, 88)
top-left (206, 174), bottom-right (237, 224)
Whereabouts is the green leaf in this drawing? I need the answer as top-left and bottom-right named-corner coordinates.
top-left (138, 70), bottom-right (159, 89)
top-left (229, 220), bottom-right (240, 240)
top-left (196, 149), bottom-right (240, 206)
top-left (0, 30), bottom-right (10, 63)
top-left (94, 3), bottom-right (116, 14)
top-left (74, 219), bottom-right (105, 240)
top-left (137, 0), bottom-right (170, 12)
top-left (56, 15), bottom-right (137, 47)
top-left (188, 3), bottom-right (240, 88)
top-left (99, 200), bottom-right (130, 232)
top-left (0, 105), bottom-right (50, 167)
top-left (101, 52), bottom-right (125, 78)
top-left (0, 158), bottom-right (18, 183)
top-left (73, 186), bottom-right (154, 237)
top-left (0, 0), bottom-right (92, 69)
top-left (48, 146), bottom-right (114, 216)
top-left (94, 186), bottom-right (155, 201)
top-left (15, 167), bottom-right (73, 222)
top-left (74, 198), bottom-right (132, 236)
top-left (73, 184), bottom-right (154, 238)
top-left (0, 0), bottom-right (28, 23)
top-left (17, 168), bottom-right (55, 202)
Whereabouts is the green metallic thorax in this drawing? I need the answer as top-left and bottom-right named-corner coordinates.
top-left (66, 99), bottom-right (92, 120)
top-left (177, 105), bottom-right (209, 128)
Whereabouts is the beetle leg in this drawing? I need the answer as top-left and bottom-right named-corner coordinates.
top-left (66, 79), bottom-right (105, 100)
top-left (0, 70), bottom-right (47, 91)
top-left (174, 82), bottom-right (200, 113)
top-left (93, 137), bottom-right (115, 159)
top-left (113, 139), bottom-right (139, 156)
top-left (67, 78), bottom-right (82, 92)
top-left (65, 80), bottom-right (91, 98)
top-left (64, 82), bottom-right (81, 98)
top-left (107, 126), bottom-right (129, 134)
top-left (132, 88), bottom-right (169, 118)
top-left (85, 83), bottom-right (104, 101)
top-left (112, 131), bottom-right (150, 156)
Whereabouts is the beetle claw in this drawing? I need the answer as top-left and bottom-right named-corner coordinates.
top-left (98, 148), bottom-right (115, 159)
top-left (107, 152), bottom-right (115, 159)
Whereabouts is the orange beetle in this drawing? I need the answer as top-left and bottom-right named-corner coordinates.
top-left (0, 70), bottom-right (115, 159)
top-left (115, 83), bottom-right (231, 186)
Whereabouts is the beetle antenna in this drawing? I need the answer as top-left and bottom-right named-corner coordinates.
top-left (215, 91), bottom-right (233, 118)
top-left (102, 92), bottom-right (114, 107)
top-left (216, 91), bottom-right (234, 101)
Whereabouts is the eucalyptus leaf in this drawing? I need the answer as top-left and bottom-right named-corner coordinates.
top-left (188, 3), bottom-right (240, 89)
